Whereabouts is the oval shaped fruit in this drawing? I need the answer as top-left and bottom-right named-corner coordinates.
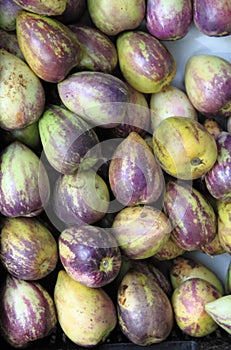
top-left (12, 0), bottom-right (67, 15)
top-left (59, 225), bottom-right (121, 288)
top-left (117, 270), bottom-right (173, 345)
top-left (205, 131), bottom-right (231, 201)
top-left (152, 235), bottom-right (185, 261)
top-left (39, 104), bottom-right (101, 174)
top-left (117, 30), bottom-right (176, 94)
top-left (109, 132), bottom-right (164, 206)
top-left (163, 180), bottom-right (217, 251)
top-left (69, 24), bottom-right (118, 73)
top-left (152, 116), bottom-right (218, 180)
top-left (172, 277), bottom-right (222, 337)
top-left (193, 0), bottom-right (231, 36)
top-left (185, 54), bottom-right (231, 117)
top-left (58, 71), bottom-right (129, 128)
top-left (0, 0), bottom-right (22, 31)
top-left (200, 233), bottom-right (226, 256)
top-left (150, 85), bottom-right (198, 132)
top-left (217, 200), bottom-right (231, 253)
top-left (54, 270), bottom-right (117, 347)
top-left (170, 256), bottom-right (224, 295)
top-left (0, 274), bottom-right (57, 348)
top-left (0, 217), bottom-right (58, 280)
top-left (16, 11), bottom-right (82, 82)
top-left (0, 141), bottom-right (50, 217)
top-left (205, 295), bottom-right (231, 335)
top-left (112, 205), bottom-right (171, 259)
top-left (146, 0), bottom-right (192, 40)
top-left (87, 0), bottom-right (145, 36)
top-left (53, 168), bottom-right (110, 226)
top-left (0, 49), bottom-right (45, 130)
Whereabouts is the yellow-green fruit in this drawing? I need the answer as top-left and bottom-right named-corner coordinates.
top-left (152, 116), bottom-right (218, 180)
top-left (170, 256), bottom-right (224, 295)
top-left (205, 295), bottom-right (231, 335)
top-left (153, 235), bottom-right (185, 261)
top-left (225, 262), bottom-right (231, 294)
top-left (217, 200), bottom-right (231, 253)
top-left (172, 278), bottom-right (222, 337)
top-left (54, 270), bottom-right (117, 347)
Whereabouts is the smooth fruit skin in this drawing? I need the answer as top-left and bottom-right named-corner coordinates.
top-left (117, 30), bottom-right (176, 94)
top-left (225, 262), bottom-right (231, 294)
top-left (193, 0), bottom-right (231, 36)
top-left (163, 180), bottom-right (217, 251)
top-left (39, 104), bottom-right (101, 174)
top-left (217, 200), bottom-right (231, 253)
top-left (205, 132), bottom-right (231, 202)
top-left (117, 270), bottom-right (173, 345)
top-left (172, 278), bottom-right (222, 337)
top-left (109, 132), bottom-right (164, 206)
top-left (16, 11), bottom-right (82, 83)
top-left (170, 256), bottom-right (224, 295)
top-left (0, 49), bottom-right (45, 130)
top-left (87, 0), bottom-right (145, 36)
top-left (0, 0), bottom-right (22, 31)
top-left (58, 225), bottom-right (121, 288)
top-left (69, 24), bottom-right (118, 73)
top-left (12, 0), bottom-right (67, 16)
top-left (54, 270), bottom-right (117, 347)
top-left (146, 0), bottom-right (192, 40)
top-left (0, 217), bottom-right (58, 281)
top-left (152, 116), bottom-right (218, 180)
top-left (185, 54), bottom-right (231, 118)
top-left (0, 141), bottom-right (50, 217)
top-left (0, 274), bottom-right (57, 348)
top-left (112, 205), bottom-right (171, 260)
top-left (205, 295), bottom-right (231, 335)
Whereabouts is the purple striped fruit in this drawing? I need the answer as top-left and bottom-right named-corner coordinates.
top-left (193, 0), bottom-right (231, 36)
top-left (172, 278), bottom-right (222, 337)
top-left (39, 104), bottom-right (101, 174)
top-left (109, 132), bottom-right (164, 206)
top-left (58, 71), bottom-right (129, 128)
top-left (0, 141), bottom-right (50, 217)
top-left (12, 0), bottom-right (67, 15)
top-left (116, 30), bottom-right (176, 93)
top-left (53, 168), bottom-right (110, 226)
top-left (0, 274), bottom-right (57, 348)
top-left (152, 235), bottom-right (185, 261)
top-left (0, 217), bottom-right (58, 280)
top-left (146, 0), bottom-right (192, 40)
top-left (87, 0), bottom-right (145, 36)
top-left (112, 205), bottom-right (171, 259)
top-left (117, 270), bottom-right (173, 345)
top-left (0, 49), bottom-right (45, 130)
top-left (185, 54), bottom-right (231, 118)
top-left (0, 29), bottom-right (24, 60)
top-left (58, 225), bottom-right (121, 288)
top-left (205, 295), bottom-right (231, 335)
top-left (54, 270), bottom-right (117, 347)
top-left (69, 24), bottom-right (118, 73)
top-left (16, 11), bottom-right (83, 82)
top-left (217, 200), bottom-right (231, 253)
top-left (0, 0), bottom-right (22, 31)
top-left (205, 131), bottom-right (231, 201)
top-left (163, 180), bottom-right (217, 251)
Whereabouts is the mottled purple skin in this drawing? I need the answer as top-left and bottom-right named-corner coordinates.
top-left (39, 105), bottom-right (101, 174)
top-left (163, 180), bottom-right (217, 251)
top-left (0, 0), bottom-right (22, 31)
top-left (109, 132), bottom-right (164, 206)
top-left (16, 11), bottom-right (83, 83)
top-left (69, 24), bottom-right (118, 73)
top-left (53, 169), bottom-right (109, 226)
top-left (0, 141), bottom-right (50, 217)
top-left (117, 270), bottom-right (173, 345)
top-left (193, 0), bottom-right (231, 36)
top-left (0, 274), bottom-right (57, 347)
top-left (185, 55), bottom-right (231, 118)
top-left (59, 225), bottom-right (121, 288)
top-left (146, 0), bottom-right (192, 40)
top-left (205, 132), bottom-right (231, 201)
top-left (0, 29), bottom-right (24, 60)
top-left (12, 0), bottom-right (66, 15)
top-left (55, 0), bottom-right (86, 24)
top-left (58, 71), bottom-right (130, 128)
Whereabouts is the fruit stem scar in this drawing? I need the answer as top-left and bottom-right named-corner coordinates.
top-left (191, 157), bottom-right (203, 166)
